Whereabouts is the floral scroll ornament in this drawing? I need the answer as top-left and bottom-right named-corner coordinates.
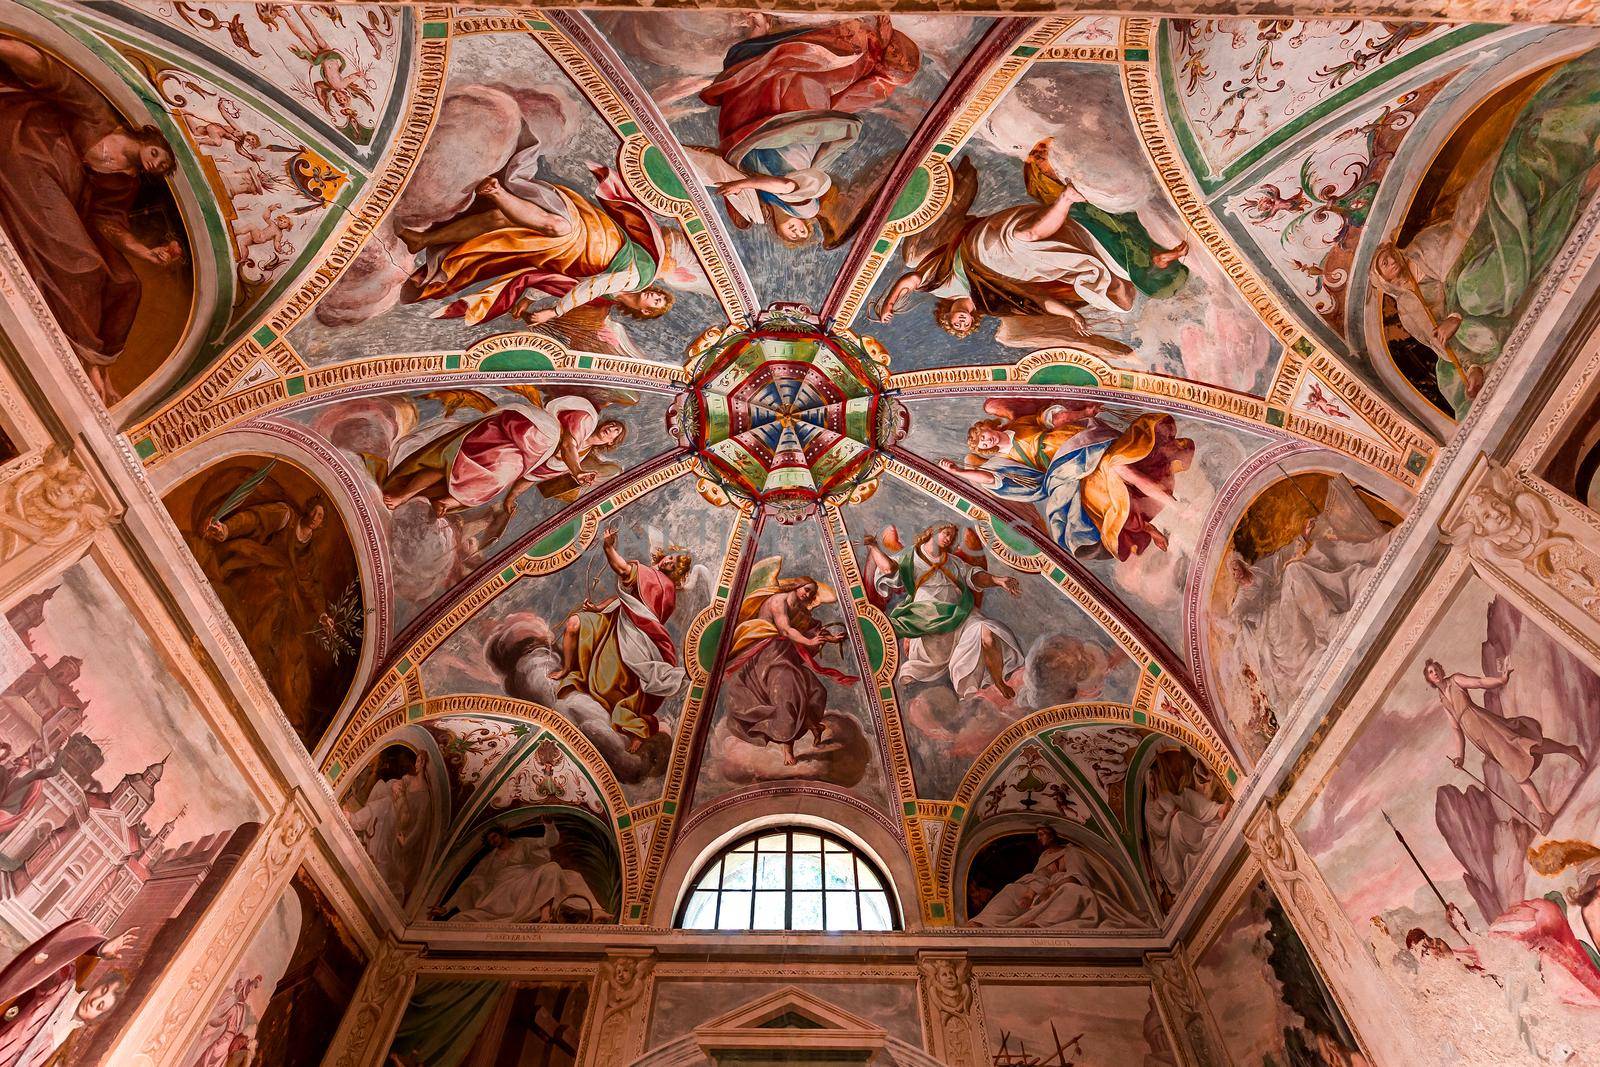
top-left (1245, 802), bottom-right (1345, 965)
top-left (1442, 460), bottom-right (1600, 619)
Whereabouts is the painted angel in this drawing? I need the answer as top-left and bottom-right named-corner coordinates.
top-left (937, 398), bottom-right (1193, 563)
top-left (874, 140), bottom-right (1188, 352)
top-left (722, 556), bottom-right (858, 766)
top-left (376, 385), bottom-right (637, 544)
top-left (397, 164), bottom-right (708, 356)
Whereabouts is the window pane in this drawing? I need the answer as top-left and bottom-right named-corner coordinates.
top-left (825, 851), bottom-right (855, 890)
top-left (860, 892), bottom-right (892, 931)
top-left (694, 860), bottom-right (722, 892)
top-left (722, 851), bottom-right (754, 890)
top-left (791, 891), bottom-right (823, 930)
top-left (753, 891), bottom-right (786, 929)
top-left (792, 853), bottom-right (822, 890)
top-left (855, 859), bottom-right (881, 890)
top-left (679, 830), bottom-right (898, 932)
top-left (717, 891), bottom-right (752, 929)
top-left (683, 891), bottom-right (718, 930)
top-left (825, 892), bottom-right (859, 930)
top-left (757, 853), bottom-right (787, 890)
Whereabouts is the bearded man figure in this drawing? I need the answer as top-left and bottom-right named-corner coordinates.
top-left (723, 557), bottom-right (858, 766)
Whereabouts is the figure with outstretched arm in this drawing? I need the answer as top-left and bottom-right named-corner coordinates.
top-left (548, 528), bottom-right (692, 750)
top-left (1424, 659), bottom-right (1587, 831)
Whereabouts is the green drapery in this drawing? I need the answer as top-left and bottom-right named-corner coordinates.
top-left (389, 978), bottom-right (504, 1067)
top-left (1443, 47), bottom-right (1600, 413)
top-left (1068, 201), bottom-right (1189, 298)
top-left (885, 547), bottom-right (973, 639)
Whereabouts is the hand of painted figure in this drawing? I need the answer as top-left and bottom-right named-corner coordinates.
top-left (999, 576), bottom-right (1021, 596)
top-left (203, 518), bottom-right (229, 542)
top-left (522, 306), bottom-right (560, 326)
top-left (101, 927), bottom-right (140, 959)
top-left (140, 240), bottom-right (184, 267)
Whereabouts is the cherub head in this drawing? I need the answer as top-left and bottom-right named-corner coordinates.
top-left (965, 419), bottom-right (1009, 456)
top-left (936, 299), bottom-right (980, 338)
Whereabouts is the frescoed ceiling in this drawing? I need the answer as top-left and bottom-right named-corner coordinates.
top-left (13, 2), bottom-right (1599, 936)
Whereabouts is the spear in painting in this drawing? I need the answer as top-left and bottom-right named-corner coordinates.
top-left (1443, 757), bottom-right (1542, 832)
top-left (1381, 809), bottom-right (1469, 943)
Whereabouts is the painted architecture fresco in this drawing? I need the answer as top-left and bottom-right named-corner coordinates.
top-left (0, 556), bottom-right (263, 1065)
top-left (7, 4), bottom-right (1600, 1066)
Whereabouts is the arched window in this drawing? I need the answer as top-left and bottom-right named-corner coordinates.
top-left (677, 828), bottom-right (898, 931)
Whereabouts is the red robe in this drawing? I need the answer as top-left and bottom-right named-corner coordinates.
top-left (0, 920), bottom-right (110, 1065)
top-left (700, 17), bottom-right (919, 156)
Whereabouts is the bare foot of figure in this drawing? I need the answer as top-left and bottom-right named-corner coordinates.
top-left (627, 735), bottom-right (643, 754)
top-left (994, 678), bottom-right (1016, 701)
top-left (781, 742), bottom-right (798, 766)
top-left (1153, 241), bottom-right (1187, 269)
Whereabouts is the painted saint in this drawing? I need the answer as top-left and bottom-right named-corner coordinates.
top-left (1216, 473), bottom-right (1397, 721)
top-left (1142, 746), bottom-right (1230, 912)
top-left (0, 921), bottom-right (136, 1066)
top-left (876, 142), bottom-right (1187, 350)
top-left (341, 745), bottom-right (435, 903)
top-left (1375, 48), bottom-right (1600, 417)
top-left (937, 399), bottom-right (1194, 563)
top-left (377, 386), bottom-right (634, 543)
top-left (174, 458), bottom-right (362, 750)
top-left (859, 523), bottom-right (1024, 700)
top-left (689, 15), bottom-right (919, 247)
top-left (723, 556), bottom-right (859, 767)
top-left (0, 33), bottom-right (188, 406)
top-left (398, 164), bottom-right (700, 354)
top-left (967, 826), bottom-right (1148, 929)
top-left (432, 820), bottom-right (613, 924)
top-left (548, 527), bottom-right (693, 751)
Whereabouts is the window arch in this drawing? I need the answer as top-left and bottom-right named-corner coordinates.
top-left (677, 828), bottom-right (899, 931)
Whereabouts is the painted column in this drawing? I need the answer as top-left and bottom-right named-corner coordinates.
top-left (581, 948), bottom-right (657, 1067)
top-left (916, 951), bottom-right (982, 1066)
top-left (1145, 948), bottom-right (1230, 1067)
top-left (321, 940), bottom-right (422, 1067)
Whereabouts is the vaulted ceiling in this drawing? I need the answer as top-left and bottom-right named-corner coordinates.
top-left (24, 3), bottom-right (1583, 934)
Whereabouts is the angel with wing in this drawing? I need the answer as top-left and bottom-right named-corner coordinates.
top-left (874, 139), bottom-right (1188, 352)
top-left (937, 397), bottom-right (1193, 564)
top-left (397, 162), bottom-right (708, 356)
top-left (723, 556), bottom-right (858, 766)
top-left (376, 384), bottom-right (637, 545)
top-left (858, 522), bottom-right (1024, 700)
